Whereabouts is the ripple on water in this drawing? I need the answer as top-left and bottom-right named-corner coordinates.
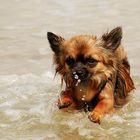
top-left (0, 72), bottom-right (140, 140)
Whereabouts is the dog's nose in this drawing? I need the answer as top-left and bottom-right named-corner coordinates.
top-left (76, 70), bottom-right (85, 77)
top-left (74, 69), bottom-right (88, 80)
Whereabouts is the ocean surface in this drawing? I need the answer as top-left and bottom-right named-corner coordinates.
top-left (0, 0), bottom-right (140, 139)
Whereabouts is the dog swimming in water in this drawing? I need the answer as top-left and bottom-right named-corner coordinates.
top-left (47, 27), bottom-right (134, 124)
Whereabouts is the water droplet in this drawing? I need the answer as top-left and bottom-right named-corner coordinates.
top-left (127, 123), bottom-right (130, 126)
top-left (73, 71), bottom-right (76, 74)
top-left (82, 97), bottom-right (85, 101)
top-left (77, 79), bottom-right (81, 83)
top-left (75, 81), bottom-right (79, 86)
top-left (74, 74), bottom-right (79, 80)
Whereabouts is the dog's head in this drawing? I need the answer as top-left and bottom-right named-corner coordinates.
top-left (47, 27), bottom-right (122, 87)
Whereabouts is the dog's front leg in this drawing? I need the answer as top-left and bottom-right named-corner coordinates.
top-left (57, 90), bottom-right (74, 109)
top-left (88, 83), bottom-right (115, 124)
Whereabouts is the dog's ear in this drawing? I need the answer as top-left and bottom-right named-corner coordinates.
top-left (102, 27), bottom-right (122, 51)
top-left (47, 32), bottom-right (64, 54)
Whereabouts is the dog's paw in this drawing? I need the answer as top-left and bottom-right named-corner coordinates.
top-left (57, 99), bottom-right (72, 109)
top-left (57, 90), bottom-right (73, 109)
top-left (88, 111), bottom-right (103, 124)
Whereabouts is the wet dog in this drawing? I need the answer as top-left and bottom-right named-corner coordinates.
top-left (47, 27), bottom-right (134, 124)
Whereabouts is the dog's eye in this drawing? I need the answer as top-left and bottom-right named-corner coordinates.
top-left (66, 56), bottom-right (75, 66)
top-left (86, 58), bottom-right (98, 67)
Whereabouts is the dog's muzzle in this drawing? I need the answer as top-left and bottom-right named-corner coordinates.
top-left (73, 68), bottom-right (89, 80)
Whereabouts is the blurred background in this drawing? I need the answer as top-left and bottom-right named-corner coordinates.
top-left (0, 0), bottom-right (140, 140)
top-left (0, 0), bottom-right (140, 75)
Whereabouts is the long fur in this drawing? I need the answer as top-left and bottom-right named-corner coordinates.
top-left (47, 27), bottom-right (135, 123)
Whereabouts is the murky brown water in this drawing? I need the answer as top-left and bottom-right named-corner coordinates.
top-left (0, 0), bottom-right (140, 139)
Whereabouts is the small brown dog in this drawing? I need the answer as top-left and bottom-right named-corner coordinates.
top-left (47, 27), bottom-right (134, 124)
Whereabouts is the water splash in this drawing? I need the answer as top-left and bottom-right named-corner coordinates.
top-left (81, 95), bottom-right (86, 101)
top-left (73, 72), bottom-right (81, 86)
top-left (74, 74), bottom-right (79, 80)
top-left (75, 79), bottom-right (81, 86)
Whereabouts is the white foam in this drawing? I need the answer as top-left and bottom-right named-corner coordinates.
top-left (79, 128), bottom-right (91, 136)
top-left (4, 109), bottom-right (21, 121)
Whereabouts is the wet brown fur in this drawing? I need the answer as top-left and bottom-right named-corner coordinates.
top-left (47, 27), bottom-right (135, 123)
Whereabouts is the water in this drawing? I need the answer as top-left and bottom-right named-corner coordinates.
top-left (0, 0), bottom-right (140, 139)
